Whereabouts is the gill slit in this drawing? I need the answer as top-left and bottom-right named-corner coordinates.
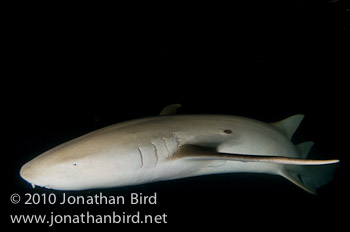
top-left (137, 147), bottom-right (144, 168)
top-left (151, 142), bottom-right (158, 166)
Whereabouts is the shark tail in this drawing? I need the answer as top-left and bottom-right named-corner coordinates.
top-left (280, 163), bottom-right (338, 194)
top-left (271, 116), bottom-right (339, 194)
top-left (279, 141), bottom-right (338, 194)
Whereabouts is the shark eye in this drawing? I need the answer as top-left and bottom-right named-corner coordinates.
top-left (73, 162), bottom-right (78, 166)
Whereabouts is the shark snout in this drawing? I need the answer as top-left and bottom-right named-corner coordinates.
top-left (20, 160), bottom-right (48, 188)
top-left (20, 161), bottom-right (36, 187)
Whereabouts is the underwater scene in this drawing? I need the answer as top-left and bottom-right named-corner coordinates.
top-left (7, 1), bottom-right (349, 230)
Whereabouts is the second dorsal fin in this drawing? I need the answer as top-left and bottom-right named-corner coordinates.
top-left (296, 141), bottom-right (314, 159)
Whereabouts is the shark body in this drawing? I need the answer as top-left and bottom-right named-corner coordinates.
top-left (20, 106), bottom-right (339, 194)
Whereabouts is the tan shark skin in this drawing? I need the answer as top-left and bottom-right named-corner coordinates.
top-left (20, 111), bottom-right (339, 194)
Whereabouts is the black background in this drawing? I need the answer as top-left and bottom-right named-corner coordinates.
top-left (7, 1), bottom-right (349, 230)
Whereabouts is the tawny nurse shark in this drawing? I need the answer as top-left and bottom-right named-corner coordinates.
top-left (20, 105), bottom-right (339, 194)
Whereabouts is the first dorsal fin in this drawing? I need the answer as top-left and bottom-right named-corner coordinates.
top-left (270, 115), bottom-right (304, 140)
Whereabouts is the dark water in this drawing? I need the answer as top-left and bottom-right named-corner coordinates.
top-left (7, 1), bottom-right (349, 230)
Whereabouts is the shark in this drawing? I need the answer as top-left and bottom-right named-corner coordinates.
top-left (20, 104), bottom-right (339, 194)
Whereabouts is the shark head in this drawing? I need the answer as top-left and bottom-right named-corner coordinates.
top-left (20, 134), bottom-right (142, 190)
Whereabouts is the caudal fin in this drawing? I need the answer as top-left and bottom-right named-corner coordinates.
top-left (280, 163), bottom-right (338, 194)
top-left (271, 116), bottom-right (339, 194)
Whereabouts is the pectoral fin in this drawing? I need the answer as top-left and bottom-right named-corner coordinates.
top-left (159, 104), bottom-right (182, 116)
top-left (172, 145), bottom-right (339, 165)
